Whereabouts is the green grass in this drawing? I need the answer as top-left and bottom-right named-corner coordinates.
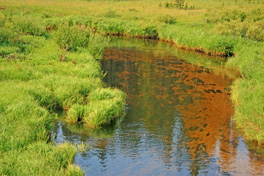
top-left (227, 45), bottom-right (264, 142)
top-left (0, 0), bottom-right (264, 174)
top-left (0, 142), bottom-right (83, 176)
top-left (0, 7), bottom-right (126, 175)
top-left (66, 88), bottom-right (126, 128)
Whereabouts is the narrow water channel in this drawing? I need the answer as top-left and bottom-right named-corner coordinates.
top-left (55, 38), bottom-right (264, 175)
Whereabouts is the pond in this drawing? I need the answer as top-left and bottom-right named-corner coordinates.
top-left (55, 38), bottom-right (264, 175)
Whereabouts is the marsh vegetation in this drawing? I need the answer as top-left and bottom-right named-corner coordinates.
top-left (0, 0), bottom-right (264, 175)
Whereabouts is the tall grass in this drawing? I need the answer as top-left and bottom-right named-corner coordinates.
top-left (0, 7), bottom-right (126, 175)
top-left (66, 88), bottom-right (126, 128)
top-left (0, 142), bottom-right (83, 176)
top-left (0, 1), bottom-right (264, 175)
top-left (227, 45), bottom-right (264, 143)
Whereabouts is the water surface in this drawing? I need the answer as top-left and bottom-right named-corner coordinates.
top-left (55, 38), bottom-right (264, 176)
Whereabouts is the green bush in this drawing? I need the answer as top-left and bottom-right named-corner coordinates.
top-left (210, 8), bottom-right (264, 41)
top-left (143, 25), bottom-right (158, 38)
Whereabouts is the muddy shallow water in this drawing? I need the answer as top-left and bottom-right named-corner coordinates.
top-left (55, 38), bottom-right (264, 176)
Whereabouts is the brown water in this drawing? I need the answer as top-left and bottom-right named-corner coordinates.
top-left (55, 38), bottom-right (264, 176)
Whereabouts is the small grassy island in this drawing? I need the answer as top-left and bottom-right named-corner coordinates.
top-left (0, 0), bottom-right (264, 175)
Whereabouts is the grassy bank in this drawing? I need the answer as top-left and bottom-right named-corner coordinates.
top-left (0, 7), bottom-right (126, 175)
top-left (6, 0), bottom-right (261, 143)
top-left (0, 0), bottom-right (264, 174)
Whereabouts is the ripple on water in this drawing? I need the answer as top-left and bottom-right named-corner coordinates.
top-left (55, 38), bottom-right (264, 176)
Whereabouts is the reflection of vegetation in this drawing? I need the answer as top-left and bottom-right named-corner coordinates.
top-left (1, 0), bottom-right (264, 174)
top-left (1, 0), bottom-right (263, 143)
top-left (107, 38), bottom-right (239, 79)
top-left (77, 142), bottom-right (92, 153)
top-left (63, 114), bottom-right (124, 139)
top-left (103, 39), bottom-right (264, 174)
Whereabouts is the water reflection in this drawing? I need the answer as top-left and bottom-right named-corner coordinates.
top-left (55, 38), bottom-right (264, 175)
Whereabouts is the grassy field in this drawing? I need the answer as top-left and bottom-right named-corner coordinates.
top-left (0, 3), bottom-right (126, 175)
top-left (0, 0), bottom-right (264, 175)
